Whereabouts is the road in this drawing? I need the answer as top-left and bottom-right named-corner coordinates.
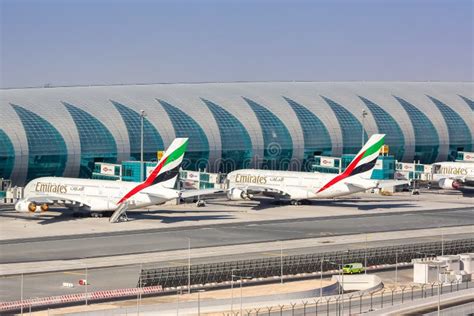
top-left (1, 208), bottom-right (473, 264)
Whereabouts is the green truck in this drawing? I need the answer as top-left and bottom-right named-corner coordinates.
top-left (342, 263), bottom-right (364, 274)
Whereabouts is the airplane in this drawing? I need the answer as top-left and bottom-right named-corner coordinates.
top-left (14, 138), bottom-right (219, 222)
top-left (431, 161), bottom-right (474, 191)
top-left (226, 134), bottom-right (404, 205)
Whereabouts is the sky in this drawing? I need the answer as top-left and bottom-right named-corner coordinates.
top-left (0, 0), bottom-right (472, 88)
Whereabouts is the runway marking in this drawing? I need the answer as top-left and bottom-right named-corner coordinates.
top-left (63, 271), bottom-right (85, 276)
top-left (238, 226), bottom-right (304, 234)
top-left (166, 260), bottom-right (188, 266)
top-left (261, 252), bottom-right (286, 257)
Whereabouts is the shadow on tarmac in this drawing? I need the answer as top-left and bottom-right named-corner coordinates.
top-left (208, 198), bottom-right (418, 212)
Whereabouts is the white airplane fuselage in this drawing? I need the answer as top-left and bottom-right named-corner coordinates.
top-left (15, 177), bottom-right (179, 212)
top-left (226, 169), bottom-right (375, 201)
top-left (431, 161), bottom-right (474, 190)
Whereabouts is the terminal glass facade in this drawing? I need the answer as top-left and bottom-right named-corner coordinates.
top-left (111, 101), bottom-right (164, 161)
top-left (201, 98), bottom-right (253, 172)
top-left (321, 96), bottom-right (367, 154)
top-left (427, 96), bottom-right (472, 160)
top-left (11, 104), bottom-right (67, 181)
top-left (459, 95), bottom-right (474, 110)
top-left (284, 97), bottom-right (332, 170)
top-left (0, 129), bottom-right (15, 179)
top-left (359, 96), bottom-right (405, 161)
top-left (394, 96), bottom-right (439, 163)
top-left (158, 99), bottom-right (209, 170)
top-left (63, 102), bottom-right (117, 177)
top-left (244, 97), bottom-right (293, 170)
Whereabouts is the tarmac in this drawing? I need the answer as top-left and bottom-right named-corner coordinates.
top-left (0, 190), bottom-right (471, 241)
top-left (1, 190), bottom-right (473, 311)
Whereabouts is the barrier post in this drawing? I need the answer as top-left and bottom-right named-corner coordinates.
top-left (20, 273), bottom-right (24, 315)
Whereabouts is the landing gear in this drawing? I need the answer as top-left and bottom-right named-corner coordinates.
top-left (196, 200), bottom-right (206, 207)
top-left (90, 212), bottom-right (104, 218)
top-left (290, 200), bottom-right (302, 206)
top-left (118, 213), bottom-right (128, 222)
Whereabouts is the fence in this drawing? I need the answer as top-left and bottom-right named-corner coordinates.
top-left (220, 280), bottom-right (473, 316)
top-left (140, 238), bottom-right (474, 288)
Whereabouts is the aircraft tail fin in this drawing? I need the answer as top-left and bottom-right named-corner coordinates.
top-left (145, 138), bottom-right (188, 188)
top-left (317, 134), bottom-right (385, 194)
top-left (117, 138), bottom-right (188, 204)
top-left (343, 134), bottom-right (385, 179)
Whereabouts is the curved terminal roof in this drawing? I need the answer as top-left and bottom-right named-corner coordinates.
top-left (1, 81), bottom-right (473, 184)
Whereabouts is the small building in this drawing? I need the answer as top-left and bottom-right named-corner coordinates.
top-left (413, 259), bottom-right (445, 284)
top-left (437, 255), bottom-right (461, 272)
top-left (460, 253), bottom-right (474, 273)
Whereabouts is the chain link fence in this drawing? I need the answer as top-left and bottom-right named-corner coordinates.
top-left (140, 238), bottom-right (473, 288)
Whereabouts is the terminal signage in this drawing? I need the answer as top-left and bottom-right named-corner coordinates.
top-left (320, 156), bottom-right (335, 167)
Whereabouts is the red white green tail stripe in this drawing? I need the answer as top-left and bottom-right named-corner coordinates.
top-left (317, 134), bottom-right (385, 193)
top-left (118, 138), bottom-right (188, 204)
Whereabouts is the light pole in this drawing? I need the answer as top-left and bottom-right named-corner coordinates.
top-left (232, 274), bottom-right (252, 316)
top-left (230, 268), bottom-right (236, 314)
top-left (137, 263), bottom-right (143, 316)
top-left (441, 227), bottom-right (444, 256)
top-left (365, 233), bottom-right (368, 275)
top-left (187, 237), bottom-right (191, 294)
top-left (280, 242), bottom-right (284, 284)
top-left (176, 289), bottom-right (181, 316)
top-left (437, 265), bottom-right (441, 316)
top-left (361, 109), bottom-right (368, 147)
top-left (197, 289), bottom-right (205, 316)
top-left (20, 273), bottom-right (24, 315)
top-left (320, 256), bottom-right (324, 298)
top-left (85, 266), bottom-right (88, 306)
top-left (395, 251), bottom-right (398, 287)
top-left (140, 110), bottom-right (146, 182)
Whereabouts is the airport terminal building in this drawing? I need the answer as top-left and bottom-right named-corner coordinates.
top-left (0, 81), bottom-right (473, 185)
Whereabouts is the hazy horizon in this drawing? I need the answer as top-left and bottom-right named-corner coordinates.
top-left (1, 0), bottom-right (473, 89)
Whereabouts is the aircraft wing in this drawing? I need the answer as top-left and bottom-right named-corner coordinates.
top-left (179, 188), bottom-right (224, 199)
top-left (229, 185), bottom-right (290, 199)
top-left (343, 179), bottom-right (409, 190)
top-left (24, 195), bottom-right (89, 207)
top-left (376, 179), bottom-right (410, 188)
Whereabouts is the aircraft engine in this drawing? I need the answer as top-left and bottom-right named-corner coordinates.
top-left (438, 178), bottom-right (462, 190)
top-left (15, 200), bottom-right (37, 213)
top-left (40, 203), bottom-right (49, 212)
top-left (227, 188), bottom-right (251, 201)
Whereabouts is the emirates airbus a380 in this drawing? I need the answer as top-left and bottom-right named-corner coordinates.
top-left (226, 134), bottom-right (404, 204)
top-left (15, 138), bottom-right (218, 222)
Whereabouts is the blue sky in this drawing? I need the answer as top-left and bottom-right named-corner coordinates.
top-left (1, 0), bottom-right (472, 88)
